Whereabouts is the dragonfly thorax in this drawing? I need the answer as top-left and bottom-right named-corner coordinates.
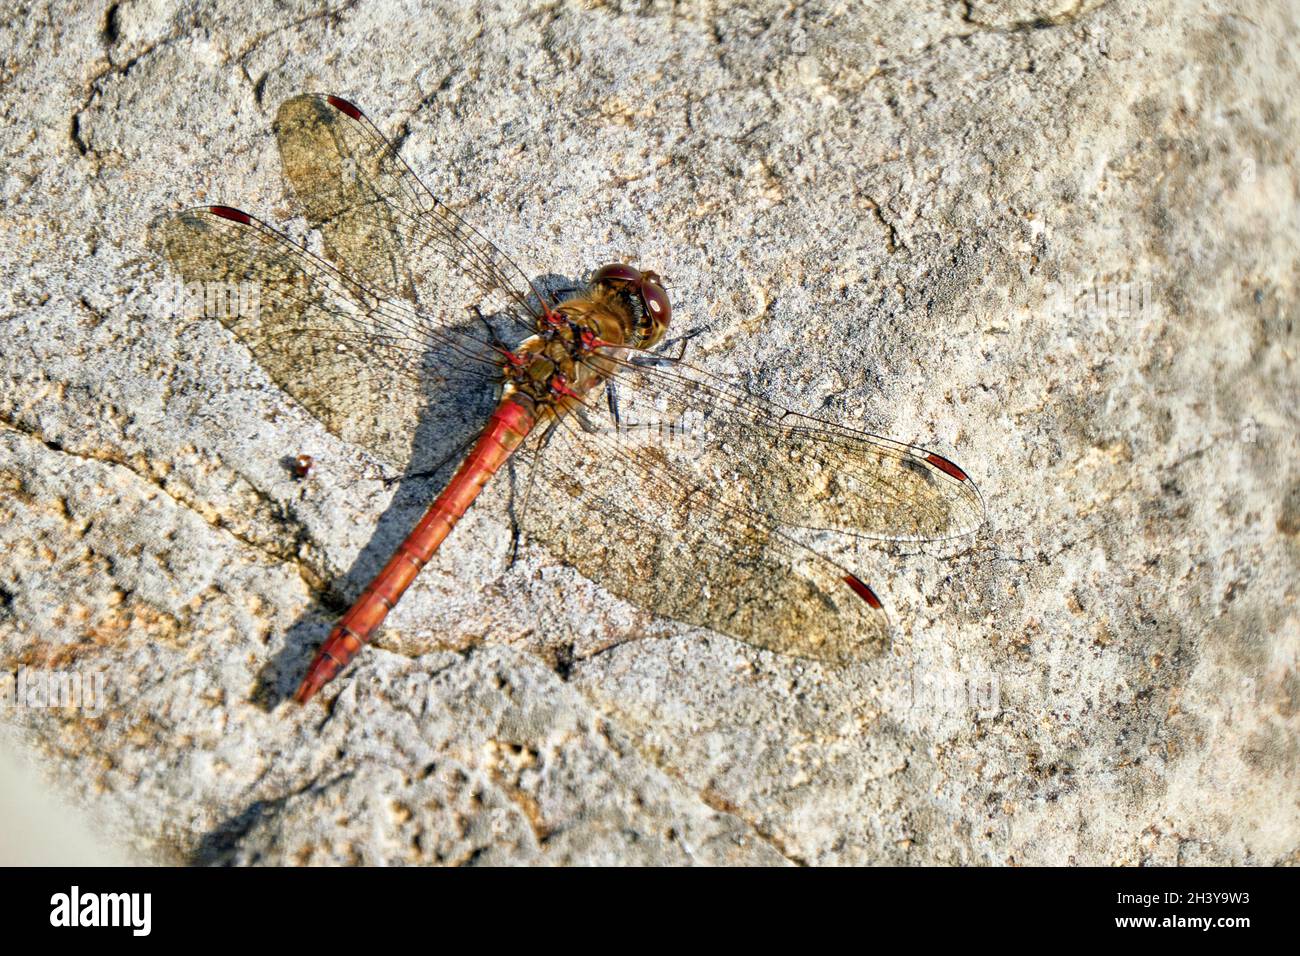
top-left (499, 292), bottom-right (631, 413)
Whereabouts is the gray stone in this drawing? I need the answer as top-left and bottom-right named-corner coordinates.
top-left (0, 0), bottom-right (1295, 865)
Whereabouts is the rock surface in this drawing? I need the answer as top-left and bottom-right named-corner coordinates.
top-left (0, 0), bottom-right (1296, 865)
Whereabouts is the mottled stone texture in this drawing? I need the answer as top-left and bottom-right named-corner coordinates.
top-left (0, 0), bottom-right (1296, 865)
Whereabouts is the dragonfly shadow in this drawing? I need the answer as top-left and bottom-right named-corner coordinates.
top-left (250, 319), bottom-right (505, 711)
top-left (533, 272), bottom-right (585, 305)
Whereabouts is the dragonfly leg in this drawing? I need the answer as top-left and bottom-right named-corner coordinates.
top-left (631, 327), bottom-right (705, 367)
top-left (602, 381), bottom-right (689, 439)
top-left (469, 304), bottom-right (511, 352)
top-left (606, 381), bottom-right (621, 428)
top-left (507, 421), bottom-right (561, 567)
top-left (572, 406), bottom-right (606, 434)
top-left (567, 386), bottom-right (613, 434)
top-left (381, 429), bottom-right (482, 489)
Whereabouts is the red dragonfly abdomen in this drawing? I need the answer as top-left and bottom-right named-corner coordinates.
top-left (294, 398), bottom-right (536, 703)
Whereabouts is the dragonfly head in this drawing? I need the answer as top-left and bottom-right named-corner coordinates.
top-left (590, 263), bottom-right (671, 348)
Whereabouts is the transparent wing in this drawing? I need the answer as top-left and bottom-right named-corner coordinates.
top-left (513, 348), bottom-right (984, 663)
top-left (151, 205), bottom-right (501, 471)
top-left (518, 410), bottom-right (892, 664)
top-left (273, 93), bottom-right (547, 332)
top-left (579, 350), bottom-right (986, 543)
top-left (153, 93), bottom-right (556, 472)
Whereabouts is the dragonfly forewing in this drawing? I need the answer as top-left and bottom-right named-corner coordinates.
top-left (274, 94), bottom-right (545, 336)
top-left (572, 352), bottom-right (987, 543)
top-left (152, 206), bottom-right (500, 472)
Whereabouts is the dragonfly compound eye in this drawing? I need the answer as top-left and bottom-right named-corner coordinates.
top-left (591, 262), bottom-right (642, 290)
top-left (638, 274), bottom-right (671, 342)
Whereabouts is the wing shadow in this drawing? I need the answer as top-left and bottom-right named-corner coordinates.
top-left (248, 276), bottom-right (585, 710)
top-left (249, 319), bottom-right (502, 710)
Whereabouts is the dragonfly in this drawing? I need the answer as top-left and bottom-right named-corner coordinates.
top-left (154, 94), bottom-right (985, 704)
